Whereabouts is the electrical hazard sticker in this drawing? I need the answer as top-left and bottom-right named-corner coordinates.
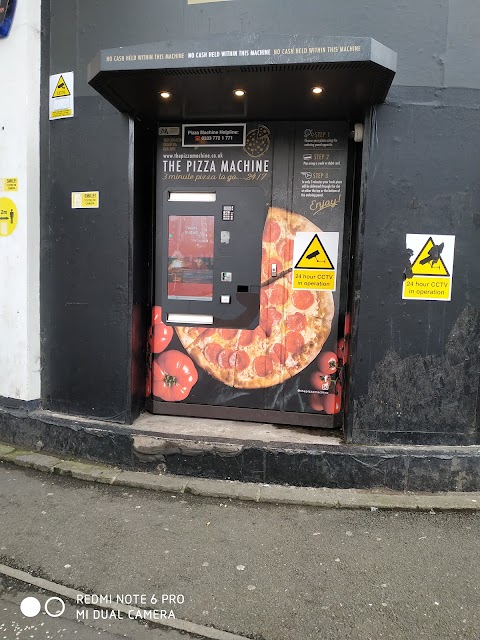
top-left (0, 177), bottom-right (18, 192)
top-left (293, 232), bottom-right (339, 291)
top-left (402, 234), bottom-right (455, 301)
top-left (49, 72), bottom-right (74, 120)
top-left (0, 197), bottom-right (18, 236)
top-left (71, 191), bottom-right (99, 209)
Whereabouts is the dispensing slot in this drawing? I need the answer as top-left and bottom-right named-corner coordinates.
top-left (168, 191), bottom-right (217, 202)
top-left (167, 313), bottom-right (214, 324)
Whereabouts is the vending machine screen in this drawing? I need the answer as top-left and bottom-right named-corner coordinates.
top-left (167, 216), bottom-right (215, 301)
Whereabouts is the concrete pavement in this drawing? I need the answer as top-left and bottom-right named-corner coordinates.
top-left (1, 461), bottom-right (480, 639)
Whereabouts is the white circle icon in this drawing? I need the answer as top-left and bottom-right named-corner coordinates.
top-left (44, 596), bottom-right (66, 618)
top-left (45, 596), bottom-right (65, 618)
top-left (20, 597), bottom-right (41, 618)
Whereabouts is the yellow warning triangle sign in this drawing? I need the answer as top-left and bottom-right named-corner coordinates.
top-left (411, 237), bottom-right (449, 276)
top-left (52, 75), bottom-right (71, 98)
top-left (295, 234), bottom-right (334, 270)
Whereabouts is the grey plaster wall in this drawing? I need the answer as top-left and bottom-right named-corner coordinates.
top-left (50, 0), bottom-right (480, 94)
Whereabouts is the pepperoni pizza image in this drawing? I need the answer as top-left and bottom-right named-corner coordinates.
top-left (174, 207), bottom-right (334, 389)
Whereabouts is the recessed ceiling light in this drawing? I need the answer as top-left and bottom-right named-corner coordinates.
top-left (233, 89), bottom-right (246, 97)
top-left (159, 91), bottom-right (172, 99)
top-left (312, 86), bottom-right (324, 95)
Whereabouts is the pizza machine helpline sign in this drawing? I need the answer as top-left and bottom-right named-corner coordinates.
top-left (293, 232), bottom-right (339, 291)
top-left (49, 72), bottom-right (74, 120)
top-left (402, 234), bottom-right (455, 301)
top-left (182, 124), bottom-right (246, 147)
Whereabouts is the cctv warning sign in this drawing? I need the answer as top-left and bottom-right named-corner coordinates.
top-left (410, 236), bottom-right (450, 277)
top-left (49, 72), bottom-right (74, 120)
top-left (52, 75), bottom-right (71, 98)
top-left (293, 232), bottom-right (339, 291)
top-left (295, 234), bottom-right (335, 270)
top-left (402, 234), bottom-right (455, 301)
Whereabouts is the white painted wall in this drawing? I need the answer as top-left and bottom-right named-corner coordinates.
top-left (0, 0), bottom-right (41, 400)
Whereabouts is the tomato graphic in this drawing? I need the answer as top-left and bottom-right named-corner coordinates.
top-left (149, 306), bottom-right (174, 354)
top-left (145, 371), bottom-right (152, 398)
top-left (317, 351), bottom-right (338, 375)
top-left (151, 306), bottom-right (162, 324)
top-left (344, 312), bottom-right (351, 338)
top-left (337, 337), bottom-right (349, 364)
top-left (310, 371), bottom-right (332, 392)
top-left (323, 392), bottom-right (341, 415)
top-left (309, 393), bottom-right (324, 412)
top-left (152, 350), bottom-right (198, 402)
top-left (145, 333), bottom-right (153, 399)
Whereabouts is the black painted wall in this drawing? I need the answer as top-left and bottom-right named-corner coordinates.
top-left (42, 0), bottom-right (480, 441)
top-left (349, 94), bottom-right (480, 445)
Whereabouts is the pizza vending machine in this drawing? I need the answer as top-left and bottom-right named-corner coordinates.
top-left (146, 122), bottom-right (350, 427)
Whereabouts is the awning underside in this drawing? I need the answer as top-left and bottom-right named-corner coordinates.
top-left (88, 35), bottom-right (396, 123)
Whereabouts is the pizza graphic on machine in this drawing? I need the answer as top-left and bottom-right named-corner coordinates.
top-left (175, 207), bottom-right (334, 389)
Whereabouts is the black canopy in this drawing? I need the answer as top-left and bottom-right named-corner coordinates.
top-left (88, 33), bottom-right (396, 122)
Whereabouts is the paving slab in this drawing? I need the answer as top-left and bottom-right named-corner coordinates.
top-left (114, 470), bottom-right (188, 493)
top-left (186, 478), bottom-right (261, 501)
top-left (0, 443), bottom-right (16, 457)
top-left (54, 460), bottom-right (120, 484)
top-left (258, 484), bottom-right (340, 507)
top-left (12, 453), bottom-right (59, 473)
